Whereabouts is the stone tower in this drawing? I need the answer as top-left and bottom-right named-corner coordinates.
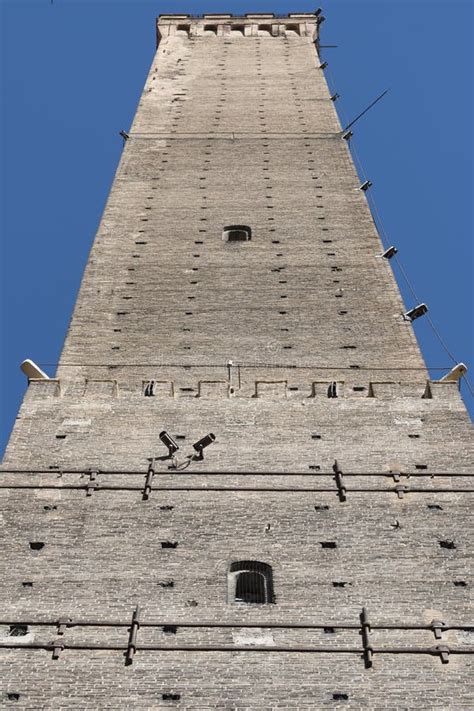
top-left (1, 12), bottom-right (473, 709)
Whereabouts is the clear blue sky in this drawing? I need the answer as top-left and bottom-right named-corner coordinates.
top-left (1, 0), bottom-right (473, 457)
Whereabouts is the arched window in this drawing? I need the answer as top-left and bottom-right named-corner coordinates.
top-left (228, 561), bottom-right (275, 604)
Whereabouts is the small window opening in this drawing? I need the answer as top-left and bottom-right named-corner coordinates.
top-left (9, 624), bottom-right (28, 637)
top-left (320, 541), bottom-right (337, 549)
top-left (439, 540), bottom-right (456, 550)
top-left (204, 25), bottom-right (217, 34)
top-left (314, 505), bottom-right (329, 510)
top-left (228, 560), bottom-right (274, 604)
top-left (22, 582), bottom-right (33, 587)
top-left (327, 382), bottom-right (338, 398)
top-left (223, 225), bottom-right (251, 242)
top-left (55, 434), bottom-right (66, 440)
top-left (427, 504), bottom-right (443, 511)
top-left (29, 542), bottom-right (44, 551)
top-left (159, 580), bottom-right (174, 588)
top-left (161, 541), bottom-right (178, 549)
top-left (332, 582), bottom-right (347, 588)
top-left (415, 464), bottom-right (428, 470)
top-left (324, 627), bottom-right (335, 633)
top-left (352, 386), bottom-right (366, 392)
top-left (162, 693), bottom-right (181, 701)
top-left (163, 625), bottom-right (177, 634)
top-left (159, 505), bottom-right (174, 511)
top-left (308, 464), bottom-right (321, 470)
top-left (333, 693), bottom-right (348, 701)
top-left (453, 580), bottom-right (467, 587)
top-left (144, 381), bottom-right (155, 397)
top-left (7, 694), bottom-right (20, 702)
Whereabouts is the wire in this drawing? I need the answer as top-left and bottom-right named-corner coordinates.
top-left (40, 363), bottom-right (450, 370)
top-left (319, 54), bottom-right (472, 399)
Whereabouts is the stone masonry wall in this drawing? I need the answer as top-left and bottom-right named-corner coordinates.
top-left (1, 13), bottom-right (472, 710)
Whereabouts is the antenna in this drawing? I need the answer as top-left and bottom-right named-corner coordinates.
top-left (342, 89), bottom-right (389, 132)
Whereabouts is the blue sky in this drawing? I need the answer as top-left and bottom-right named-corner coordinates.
top-left (1, 0), bottom-right (473, 456)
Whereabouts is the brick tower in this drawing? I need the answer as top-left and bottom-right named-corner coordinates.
top-left (1, 12), bottom-right (473, 709)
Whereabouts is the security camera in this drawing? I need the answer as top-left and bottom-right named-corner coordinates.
top-left (342, 130), bottom-right (353, 141)
top-left (359, 180), bottom-right (373, 191)
top-left (319, 61), bottom-right (328, 69)
top-left (159, 431), bottom-right (179, 457)
top-left (382, 245), bottom-right (398, 259)
top-left (192, 433), bottom-right (216, 460)
top-left (403, 303), bottom-right (428, 322)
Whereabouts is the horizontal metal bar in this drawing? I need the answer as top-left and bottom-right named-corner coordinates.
top-left (0, 484), bottom-right (471, 493)
top-left (1, 620), bottom-right (471, 631)
top-left (1, 642), bottom-right (473, 655)
top-left (1, 470), bottom-right (471, 477)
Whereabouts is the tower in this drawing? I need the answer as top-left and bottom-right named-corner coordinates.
top-left (1, 9), bottom-right (473, 708)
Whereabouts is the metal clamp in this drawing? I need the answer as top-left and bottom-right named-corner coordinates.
top-left (430, 619), bottom-right (448, 640)
top-left (143, 460), bottom-right (155, 501)
top-left (125, 606), bottom-right (141, 666)
top-left (57, 617), bottom-right (71, 635)
top-left (332, 460), bottom-right (347, 502)
top-left (360, 607), bottom-right (373, 668)
top-left (431, 644), bottom-right (450, 664)
top-left (394, 484), bottom-right (409, 499)
top-left (86, 470), bottom-right (100, 497)
top-left (51, 639), bottom-right (64, 660)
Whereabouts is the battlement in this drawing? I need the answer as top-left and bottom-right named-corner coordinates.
top-left (156, 13), bottom-right (322, 43)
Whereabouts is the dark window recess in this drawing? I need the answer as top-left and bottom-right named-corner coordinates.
top-left (311, 434), bottom-right (321, 439)
top-left (320, 541), bottom-right (337, 549)
top-left (162, 694), bottom-right (181, 701)
top-left (308, 465), bottom-right (321, 471)
top-left (22, 582), bottom-right (33, 587)
top-left (9, 624), bottom-right (28, 636)
top-left (7, 694), bottom-right (20, 702)
top-left (222, 225), bottom-right (252, 242)
top-left (230, 561), bottom-right (275, 604)
top-left (55, 434), bottom-right (66, 440)
top-left (161, 541), bottom-right (178, 549)
top-left (43, 505), bottom-right (57, 511)
top-left (408, 434), bottom-right (420, 439)
top-left (439, 540), bottom-right (456, 550)
top-left (415, 464), bottom-right (428, 470)
top-left (29, 542), bottom-right (44, 551)
top-left (159, 505), bottom-right (174, 511)
top-left (315, 505), bottom-right (329, 511)
top-left (144, 381), bottom-right (155, 397)
top-left (333, 693), bottom-right (349, 701)
top-left (324, 627), bottom-right (336, 634)
top-left (332, 582), bottom-right (348, 588)
top-left (427, 504), bottom-right (443, 511)
top-left (327, 382), bottom-right (338, 398)
top-left (353, 386), bottom-right (366, 392)
top-left (453, 581), bottom-right (467, 587)
top-left (163, 625), bottom-right (177, 634)
top-left (159, 580), bottom-right (174, 588)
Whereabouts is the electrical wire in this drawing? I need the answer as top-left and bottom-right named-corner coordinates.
top-left (320, 63), bottom-right (472, 399)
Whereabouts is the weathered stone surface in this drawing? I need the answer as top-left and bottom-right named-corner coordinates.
top-left (1, 13), bottom-right (472, 709)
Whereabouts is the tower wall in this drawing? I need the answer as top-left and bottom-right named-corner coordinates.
top-left (1, 13), bottom-right (473, 709)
